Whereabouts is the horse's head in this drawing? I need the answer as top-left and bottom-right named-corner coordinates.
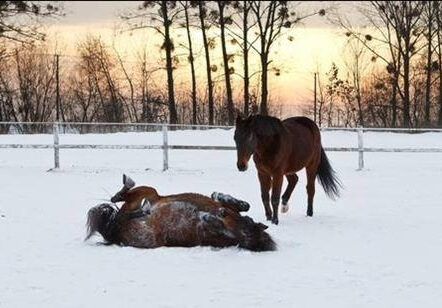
top-left (110, 174), bottom-right (136, 203)
top-left (85, 203), bottom-right (118, 242)
top-left (234, 114), bottom-right (257, 172)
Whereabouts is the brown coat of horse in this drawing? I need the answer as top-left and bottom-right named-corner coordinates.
top-left (85, 175), bottom-right (276, 252)
top-left (234, 114), bottom-right (342, 224)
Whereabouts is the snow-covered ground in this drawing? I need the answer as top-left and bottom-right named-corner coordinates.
top-left (1, 129), bottom-right (442, 308)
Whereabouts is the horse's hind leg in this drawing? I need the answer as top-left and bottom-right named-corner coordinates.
top-left (306, 166), bottom-right (317, 217)
top-left (281, 174), bottom-right (299, 213)
top-left (258, 171), bottom-right (272, 221)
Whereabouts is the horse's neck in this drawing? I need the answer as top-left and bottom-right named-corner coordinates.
top-left (256, 132), bottom-right (283, 156)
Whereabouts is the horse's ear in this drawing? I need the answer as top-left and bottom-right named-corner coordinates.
top-left (123, 174), bottom-right (135, 189)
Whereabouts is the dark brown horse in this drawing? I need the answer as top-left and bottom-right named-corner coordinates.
top-left (234, 114), bottom-right (342, 224)
top-left (85, 175), bottom-right (276, 251)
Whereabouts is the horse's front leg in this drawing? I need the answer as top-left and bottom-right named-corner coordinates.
top-left (271, 174), bottom-right (284, 225)
top-left (257, 171), bottom-right (272, 221)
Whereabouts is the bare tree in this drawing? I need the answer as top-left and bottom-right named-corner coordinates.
top-left (249, 1), bottom-right (325, 115)
top-left (415, 1), bottom-right (439, 127)
top-left (212, 1), bottom-right (235, 125)
top-left (196, 1), bottom-right (215, 125)
top-left (0, 1), bottom-right (62, 43)
top-left (339, 1), bottom-right (425, 127)
top-left (179, 1), bottom-right (198, 124)
top-left (75, 36), bottom-right (124, 123)
top-left (122, 1), bottom-right (180, 124)
top-left (13, 46), bottom-right (56, 125)
top-left (343, 37), bottom-right (371, 126)
top-left (434, 2), bottom-right (442, 126)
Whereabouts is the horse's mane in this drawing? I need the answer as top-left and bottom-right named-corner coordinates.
top-left (85, 204), bottom-right (120, 244)
top-left (249, 114), bottom-right (283, 137)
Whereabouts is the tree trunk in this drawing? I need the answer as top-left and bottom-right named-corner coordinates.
top-left (424, 5), bottom-right (433, 127)
top-left (184, 3), bottom-right (197, 125)
top-left (391, 80), bottom-right (397, 128)
top-left (243, 0), bottom-right (250, 116)
top-left (199, 2), bottom-right (214, 125)
top-left (436, 6), bottom-right (442, 126)
top-left (218, 3), bottom-right (234, 125)
top-left (162, 1), bottom-right (177, 124)
top-left (260, 55), bottom-right (268, 115)
top-left (403, 53), bottom-right (411, 128)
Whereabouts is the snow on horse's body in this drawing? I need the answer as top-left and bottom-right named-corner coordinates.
top-left (85, 176), bottom-right (276, 252)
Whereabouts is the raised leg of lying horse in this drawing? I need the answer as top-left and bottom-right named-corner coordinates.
top-left (306, 165), bottom-right (317, 217)
top-left (270, 174), bottom-right (284, 225)
top-left (281, 173), bottom-right (299, 213)
top-left (258, 171), bottom-right (273, 221)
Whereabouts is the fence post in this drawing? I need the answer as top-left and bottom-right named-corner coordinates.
top-left (53, 122), bottom-right (60, 169)
top-left (357, 125), bottom-right (364, 170)
top-left (162, 124), bottom-right (168, 171)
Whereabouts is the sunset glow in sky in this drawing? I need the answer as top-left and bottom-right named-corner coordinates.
top-left (44, 1), bottom-right (364, 110)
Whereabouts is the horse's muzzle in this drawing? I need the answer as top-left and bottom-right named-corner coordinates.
top-left (110, 192), bottom-right (122, 203)
top-left (237, 162), bottom-right (248, 172)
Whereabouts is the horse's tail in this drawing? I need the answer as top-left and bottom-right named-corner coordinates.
top-left (236, 216), bottom-right (277, 252)
top-left (317, 147), bottom-right (342, 200)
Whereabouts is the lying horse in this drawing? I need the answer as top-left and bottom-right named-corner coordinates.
top-left (85, 175), bottom-right (276, 252)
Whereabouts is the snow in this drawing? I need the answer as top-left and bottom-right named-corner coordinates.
top-left (1, 129), bottom-right (442, 308)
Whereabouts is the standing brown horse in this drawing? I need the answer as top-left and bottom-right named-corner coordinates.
top-left (85, 175), bottom-right (276, 251)
top-left (234, 114), bottom-right (342, 224)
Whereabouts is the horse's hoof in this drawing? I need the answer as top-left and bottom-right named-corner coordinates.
top-left (271, 218), bottom-right (279, 225)
top-left (306, 211), bottom-right (313, 217)
top-left (281, 204), bottom-right (289, 214)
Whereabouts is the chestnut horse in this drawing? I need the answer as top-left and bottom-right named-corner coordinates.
top-left (85, 175), bottom-right (276, 251)
top-left (234, 114), bottom-right (342, 224)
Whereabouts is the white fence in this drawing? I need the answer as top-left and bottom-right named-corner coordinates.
top-left (1, 121), bottom-right (442, 171)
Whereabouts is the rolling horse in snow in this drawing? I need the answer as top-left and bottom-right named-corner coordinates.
top-left (234, 114), bottom-right (342, 225)
top-left (85, 175), bottom-right (276, 251)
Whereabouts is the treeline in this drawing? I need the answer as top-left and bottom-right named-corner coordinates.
top-left (1, 1), bottom-right (442, 128)
top-left (302, 1), bottom-right (442, 128)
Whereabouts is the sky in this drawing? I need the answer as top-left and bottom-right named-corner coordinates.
top-left (44, 1), bottom-right (367, 109)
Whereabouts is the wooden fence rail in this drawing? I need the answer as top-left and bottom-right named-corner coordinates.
top-left (1, 122), bottom-right (442, 170)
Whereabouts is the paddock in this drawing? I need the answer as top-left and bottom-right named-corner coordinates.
top-left (0, 128), bottom-right (441, 307)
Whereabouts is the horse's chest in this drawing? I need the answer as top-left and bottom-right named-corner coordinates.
top-left (253, 151), bottom-right (293, 174)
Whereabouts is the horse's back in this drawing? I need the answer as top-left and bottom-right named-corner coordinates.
top-left (280, 116), bottom-right (322, 171)
top-left (282, 116), bottom-right (320, 135)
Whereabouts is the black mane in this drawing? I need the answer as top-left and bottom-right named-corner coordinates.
top-left (85, 204), bottom-right (121, 245)
top-left (249, 114), bottom-right (283, 137)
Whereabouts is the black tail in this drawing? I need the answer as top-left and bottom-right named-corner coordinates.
top-left (317, 147), bottom-right (342, 200)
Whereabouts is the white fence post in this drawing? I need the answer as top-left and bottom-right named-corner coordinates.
top-left (162, 124), bottom-right (168, 171)
top-left (53, 122), bottom-right (60, 169)
top-left (357, 125), bottom-right (364, 170)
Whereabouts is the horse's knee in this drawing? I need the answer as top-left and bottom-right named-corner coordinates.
top-left (271, 196), bottom-right (279, 207)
